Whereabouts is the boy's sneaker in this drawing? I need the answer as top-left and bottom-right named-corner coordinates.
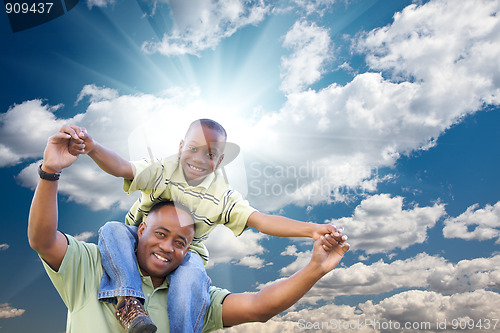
top-left (115, 296), bottom-right (157, 333)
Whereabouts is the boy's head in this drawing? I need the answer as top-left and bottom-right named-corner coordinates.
top-left (178, 119), bottom-right (227, 186)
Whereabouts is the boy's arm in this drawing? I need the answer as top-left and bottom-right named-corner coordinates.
top-left (247, 211), bottom-right (344, 241)
top-left (69, 126), bottom-right (135, 180)
top-left (221, 233), bottom-right (349, 326)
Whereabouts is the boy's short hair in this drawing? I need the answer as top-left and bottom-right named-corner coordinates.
top-left (188, 119), bottom-right (227, 141)
top-left (149, 200), bottom-right (195, 232)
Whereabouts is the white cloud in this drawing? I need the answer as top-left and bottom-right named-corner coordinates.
top-left (443, 202), bottom-right (500, 243)
top-left (241, 0), bottom-right (500, 210)
top-left (280, 289), bottom-right (500, 333)
top-left (270, 252), bottom-right (500, 304)
top-left (142, 0), bottom-right (269, 56)
top-left (0, 100), bottom-right (82, 167)
top-left (291, 0), bottom-right (336, 16)
top-left (0, 244), bottom-right (9, 251)
top-left (355, 0), bottom-right (500, 107)
top-left (204, 225), bottom-right (268, 268)
top-left (73, 231), bottom-right (96, 242)
top-left (3, 0), bottom-right (500, 213)
top-left (75, 84), bottom-right (119, 105)
top-left (221, 289), bottom-right (500, 332)
top-left (281, 245), bottom-right (299, 256)
top-left (85, 0), bottom-right (114, 9)
top-left (0, 303), bottom-right (25, 318)
top-left (332, 194), bottom-right (446, 254)
top-left (280, 20), bottom-right (332, 94)
top-left (10, 86), bottom-right (239, 211)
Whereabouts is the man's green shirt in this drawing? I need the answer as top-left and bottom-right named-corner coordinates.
top-left (42, 235), bottom-right (229, 333)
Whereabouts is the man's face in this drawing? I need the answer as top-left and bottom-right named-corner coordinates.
top-left (136, 205), bottom-right (195, 288)
top-left (178, 124), bottom-right (226, 186)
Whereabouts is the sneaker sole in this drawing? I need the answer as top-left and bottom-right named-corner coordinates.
top-left (129, 316), bottom-right (157, 333)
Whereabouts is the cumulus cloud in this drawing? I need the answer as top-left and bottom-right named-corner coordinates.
top-left (280, 20), bottom-right (332, 94)
top-left (85, 0), bottom-right (114, 9)
top-left (262, 252), bottom-right (500, 304)
top-left (355, 0), bottom-right (500, 107)
top-left (291, 0), bottom-right (336, 16)
top-left (0, 303), bottom-right (25, 318)
top-left (204, 225), bottom-right (268, 268)
top-left (75, 84), bottom-right (119, 105)
top-left (0, 244), bottom-right (9, 251)
top-left (9, 85), bottom-right (241, 211)
top-left (3, 1), bottom-right (500, 213)
top-left (222, 289), bottom-right (500, 332)
top-left (142, 0), bottom-right (269, 56)
top-left (241, 0), bottom-right (500, 210)
top-left (0, 100), bottom-right (82, 167)
top-left (280, 289), bottom-right (500, 333)
top-left (73, 231), bottom-right (96, 242)
top-left (331, 194), bottom-right (446, 254)
top-left (443, 202), bottom-right (500, 243)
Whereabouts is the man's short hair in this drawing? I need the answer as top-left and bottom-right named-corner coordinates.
top-left (188, 119), bottom-right (227, 141)
top-left (149, 201), bottom-right (195, 232)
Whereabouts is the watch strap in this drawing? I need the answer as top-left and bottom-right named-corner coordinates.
top-left (38, 163), bottom-right (61, 181)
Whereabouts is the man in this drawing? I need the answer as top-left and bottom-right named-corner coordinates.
top-left (28, 126), bottom-right (350, 332)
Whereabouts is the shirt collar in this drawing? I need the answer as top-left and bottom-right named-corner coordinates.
top-left (137, 262), bottom-right (169, 290)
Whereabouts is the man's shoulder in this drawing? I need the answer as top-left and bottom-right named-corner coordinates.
top-left (50, 235), bottom-right (102, 274)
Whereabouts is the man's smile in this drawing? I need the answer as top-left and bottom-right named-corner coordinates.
top-left (153, 252), bottom-right (171, 263)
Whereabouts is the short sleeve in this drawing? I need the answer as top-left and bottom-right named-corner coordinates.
top-left (123, 159), bottom-right (163, 194)
top-left (41, 236), bottom-right (102, 312)
top-left (221, 189), bottom-right (257, 237)
top-left (202, 286), bottom-right (231, 333)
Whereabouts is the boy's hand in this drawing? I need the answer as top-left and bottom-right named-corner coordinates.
top-left (311, 232), bottom-right (350, 275)
top-left (312, 223), bottom-right (347, 245)
top-left (68, 126), bottom-right (96, 156)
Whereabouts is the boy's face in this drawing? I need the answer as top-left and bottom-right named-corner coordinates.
top-left (178, 124), bottom-right (226, 186)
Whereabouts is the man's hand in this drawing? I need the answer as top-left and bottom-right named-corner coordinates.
top-left (311, 229), bottom-right (350, 276)
top-left (42, 125), bottom-right (83, 173)
top-left (68, 126), bottom-right (96, 156)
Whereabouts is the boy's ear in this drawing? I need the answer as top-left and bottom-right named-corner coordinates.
top-left (178, 140), bottom-right (184, 157)
top-left (215, 153), bottom-right (224, 169)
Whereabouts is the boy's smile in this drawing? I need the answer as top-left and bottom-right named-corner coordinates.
top-left (178, 123), bottom-right (226, 186)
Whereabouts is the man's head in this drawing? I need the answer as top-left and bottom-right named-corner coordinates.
top-left (136, 201), bottom-right (195, 288)
top-left (178, 119), bottom-right (227, 186)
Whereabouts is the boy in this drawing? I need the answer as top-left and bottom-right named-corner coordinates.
top-left (69, 119), bottom-right (344, 333)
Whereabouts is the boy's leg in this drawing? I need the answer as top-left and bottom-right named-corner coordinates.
top-left (167, 252), bottom-right (211, 333)
top-left (98, 222), bottom-right (144, 303)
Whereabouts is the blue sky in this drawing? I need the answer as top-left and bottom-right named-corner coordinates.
top-left (1, 0), bottom-right (500, 332)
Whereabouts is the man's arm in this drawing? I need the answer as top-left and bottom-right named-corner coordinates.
top-left (68, 126), bottom-right (135, 180)
top-left (247, 211), bottom-right (344, 241)
top-left (28, 127), bottom-right (80, 271)
top-left (221, 233), bottom-right (349, 327)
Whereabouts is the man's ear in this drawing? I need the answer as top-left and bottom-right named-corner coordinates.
top-left (178, 140), bottom-right (184, 157)
top-left (215, 153), bottom-right (224, 169)
top-left (137, 222), bottom-right (146, 240)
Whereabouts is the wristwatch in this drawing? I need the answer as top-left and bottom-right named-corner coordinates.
top-left (38, 163), bottom-right (61, 181)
